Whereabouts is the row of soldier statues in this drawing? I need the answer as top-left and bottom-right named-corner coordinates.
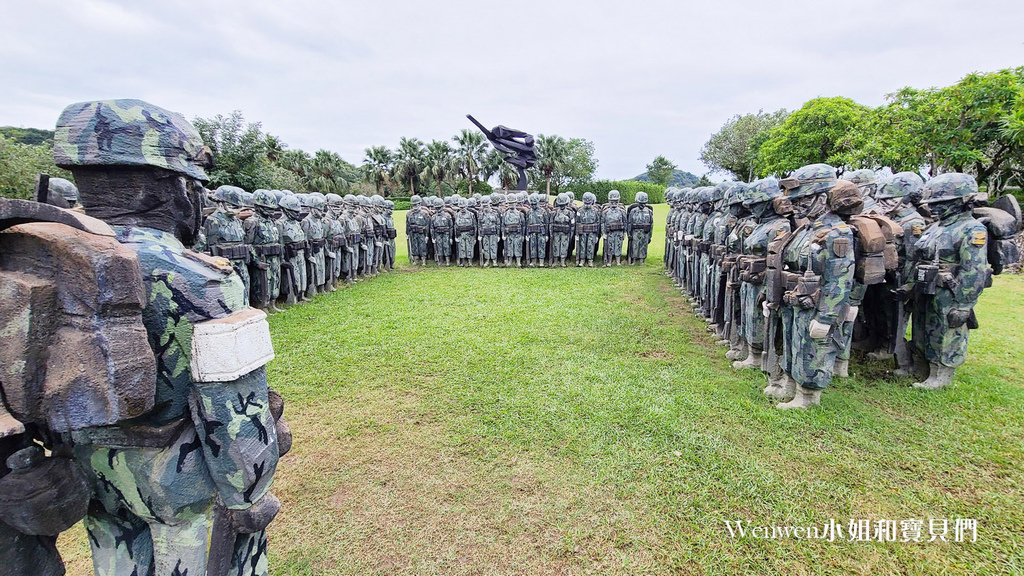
top-left (664, 165), bottom-right (1019, 408)
top-left (405, 190), bottom-right (655, 267)
top-left (198, 188), bottom-right (398, 310)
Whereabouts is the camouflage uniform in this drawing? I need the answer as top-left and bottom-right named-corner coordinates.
top-left (324, 193), bottom-right (347, 286)
top-left (430, 197), bottom-right (454, 266)
top-left (54, 99), bottom-right (281, 576)
top-left (477, 196), bottom-right (501, 267)
top-left (370, 195), bottom-right (388, 274)
top-left (549, 194), bottom-right (574, 266)
top-left (602, 190), bottom-right (628, 266)
top-left (406, 196), bottom-right (430, 265)
top-left (502, 198), bottom-right (526, 267)
top-left (277, 195), bottom-right (310, 303)
top-left (626, 192), bottom-right (654, 264)
top-left (342, 195), bottom-right (363, 279)
top-left (358, 196), bottom-right (375, 275)
top-left (383, 200), bottom-right (397, 271)
top-left (575, 193), bottom-right (601, 266)
top-left (454, 198), bottom-right (478, 266)
top-left (205, 186), bottom-right (252, 301)
top-left (906, 174), bottom-right (990, 389)
top-left (245, 190), bottom-right (284, 310)
top-left (525, 194), bottom-right (549, 266)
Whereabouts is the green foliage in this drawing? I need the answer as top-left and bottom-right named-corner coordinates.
top-left (0, 134), bottom-right (72, 199)
top-left (754, 97), bottom-right (870, 177)
top-left (392, 199), bottom-right (412, 211)
top-left (632, 168), bottom-right (700, 187)
top-left (421, 140), bottom-right (455, 196)
top-left (573, 179), bottom-right (665, 204)
top-left (562, 137), bottom-right (599, 190)
top-left (391, 137), bottom-right (426, 196)
top-left (696, 174), bottom-right (714, 187)
top-left (0, 126), bottom-right (54, 146)
top-left (455, 178), bottom-right (492, 196)
top-left (699, 109), bottom-right (789, 181)
top-left (644, 155), bottom-right (678, 186)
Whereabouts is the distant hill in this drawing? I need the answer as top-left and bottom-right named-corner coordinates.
top-left (0, 127), bottom-right (54, 146)
top-left (631, 169), bottom-right (700, 188)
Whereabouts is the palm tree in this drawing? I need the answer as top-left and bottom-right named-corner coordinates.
top-left (452, 129), bottom-right (488, 196)
top-left (535, 134), bottom-right (568, 196)
top-left (421, 140), bottom-right (454, 196)
top-left (362, 145), bottom-right (394, 196)
top-left (481, 148), bottom-right (504, 187)
top-left (392, 137), bottom-right (425, 196)
top-left (264, 134), bottom-right (286, 164)
top-left (498, 161), bottom-right (520, 190)
top-left (309, 150), bottom-right (355, 194)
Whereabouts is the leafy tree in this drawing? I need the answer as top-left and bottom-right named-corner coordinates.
top-left (362, 145), bottom-right (394, 196)
top-left (534, 134), bottom-right (568, 196)
top-left (391, 137), bottom-right (426, 195)
top-left (0, 127), bottom-right (55, 146)
top-left (645, 155), bottom-right (678, 186)
top-left (700, 109), bottom-right (789, 181)
top-left (754, 97), bottom-right (870, 177)
top-left (497, 160), bottom-right (520, 190)
top-left (696, 174), bottom-right (714, 187)
top-left (306, 150), bottom-right (357, 194)
top-left (422, 140), bottom-right (455, 196)
top-left (192, 111), bottom-right (275, 190)
top-left (561, 138), bottom-right (598, 190)
top-left (0, 134), bottom-right (73, 199)
top-left (452, 129), bottom-right (487, 196)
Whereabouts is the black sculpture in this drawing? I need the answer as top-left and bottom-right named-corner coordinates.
top-left (467, 115), bottom-right (536, 191)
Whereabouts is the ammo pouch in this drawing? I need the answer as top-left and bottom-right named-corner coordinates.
top-left (550, 223), bottom-right (570, 233)
top-left (527, 224), bottom-right (547, 234)
top-left (0, 450), bottom-right (90, 536)
top-left (456, 225), bottom-right (475, 234)
top-left (606, 222), bottom-right (625, 232)
top-left (373, 223), bottom-right (384, 235)
top-left (253, 243), bottom-right (283, 257)
top-left (407, 224), bottom-right (428, 234)
top-left (332, 235), bottom-right (347, 249)
top-left (712, 245), bottom-right (727, 259)
top-left (213, 243), bottom-right (249, 261)
top-left (504, 224), bottom-right (523, 234)
top-left (697, 241), bottom-right (711, 254)
top-left (309, 239), bottom-right (326, 251)
top-left (631, 223), bottom-right (652, 233)
top-left (783, 272), bottom-right (820, 309)
top-left (915, 263), bottom-right (940, 295)
top-left (578, 223), bottom-right (600, 234)
top-left (433, 225), bottom-right (452, 234)
top-left (387, 229), bottom-right (397, 239)
top-left (284, 241), bottom-right (307, 259)
top-left (740, 257), bottom-right (767, 284)
top-left (849, 215), bottom-right (900, 285)
top-left (350, 233), bottom-right (363, 244)
top-left (480, 225), bottom-right (498, 235)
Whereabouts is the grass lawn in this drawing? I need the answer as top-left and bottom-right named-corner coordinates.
top-left (59, 204), bottom-right (1024, 575)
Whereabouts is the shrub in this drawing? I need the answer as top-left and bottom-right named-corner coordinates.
top-left (571, 180), bottom-right (666, 204)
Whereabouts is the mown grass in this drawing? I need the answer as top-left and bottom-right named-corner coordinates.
top-left (59, 205), bottom-right (1024, 575)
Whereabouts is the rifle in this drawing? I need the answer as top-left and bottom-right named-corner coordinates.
top-left (207, 500), bottom-right (234, 576)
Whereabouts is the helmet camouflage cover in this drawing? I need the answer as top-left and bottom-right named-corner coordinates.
top-left (876, 172), bottom-right (925, 200)
top-left (918, 173), bottom-right (979, 204)
top-left (53, 99), bottom-right (213, 182)
top-left (781, 163), bottom-right (837, 199)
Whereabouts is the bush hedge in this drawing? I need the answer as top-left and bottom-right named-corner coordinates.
top-left (571, 180), bottom-right (666, 204)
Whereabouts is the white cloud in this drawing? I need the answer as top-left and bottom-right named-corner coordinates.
top-left (1, 0), bottom-right (1022, 179)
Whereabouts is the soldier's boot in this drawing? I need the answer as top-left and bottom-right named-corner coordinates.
top-left (895, 354), bottom-right (928, 379)
top-left (725, 341), bottom-right (747, 361)
top-left (777, 385), bottom-right (822, 409)
top-left (834, 358), bottom-right (850, 378)
top-left (716, 338), bottom-right (730, 347)
top-left (733, 347), bottom-right (763, 370)
top-left (445, 257), bottom-right (452, 267)
top-left (539, 259), bottom-right (545, 267)
top-left (913, 363), bottom-right (955, 390)
top-left (576, 257), bottom-right (583, 267)
top-left (505, 257), bottom-right (511, 267)
top-left (483, 259), bottom-right (489, 268)
top-left (866, 349), bottom-right (894, 361)
top-left (616, 256), bottom-right (622, 266)
top-left (560, 257), bottom-right (566, 267)
top-left (270, 301), bottom-right (285, 313)
top-left (763, 373), bottom-right (797, 400)
top-left (516, 257), bottom-right (522, 267)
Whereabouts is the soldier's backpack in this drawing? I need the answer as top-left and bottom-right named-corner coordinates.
top-left (848, 213), bottom-right (903, 285)
top-left (974, 194), bottom-right (1021, 275)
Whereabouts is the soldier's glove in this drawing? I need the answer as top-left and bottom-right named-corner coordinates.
top-left (762, 300), bottom-right (771, 318)
top-left (808, 319), bottom-right (831, 340)
top-left (227, 492), bottom-right (281, 534)
top-left (947, 308), bottom-right (972, 329)
top-left (890, 284), bottom-right (912, 302)
top-left (256, 262), bottom-right (269, 270)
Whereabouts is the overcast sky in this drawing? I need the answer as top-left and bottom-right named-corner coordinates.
top-left (2, 0), bottom-right (1022, 180)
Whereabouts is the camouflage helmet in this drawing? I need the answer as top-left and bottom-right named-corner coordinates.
top-left (372, 194), bottom-right (385, 206)
top-left (636, 191), bottom-right (649, 204)
top-left (384, 200), bottom-right (394, 210)
top-left (583, 192), bottom-right (596, 205)
top-left (272, 189), bottom-right (286, 203)
top-left (312, 192), bottom-right (328, 209)
top-left (357, 195), bottom-right (370, 207)
top-left (467, 197), bottom-right (478, 208)
top-left (325, 193), bottom-right (343, 206)
top-left (241, 191), bottom-right (255, 207)
top-left (297, 193), bottom-right (315, 207)
top-left (567, 191), bottom-right (576, 201)
top-left (743, 177), bottom-right (783, 207)
top-left (918, 173), bottom-right (979, 204)
top-left (481, 195), bottom-right (492, 206)
top-left (278, 194), bottom-right (301, 215)
top-left (529, 193), bottom-right (539, 206)
top-left (459, 197), bottom-right (469, 208)
top-left (712, 182), bottom-right (730, 203)
top-left (344, 194), bottom-right (357, 205)
top-left (842, 168), bottom-right (877, 196)
top-left (214, 185), bottom-right (246, 207)
top-left (725, 182), bottom-right (748, 206)
top-left (48, 177), bottom-right (79, 202)
top-left (54, 99), bottom-right (213, 182)
top-left (410, 194), bottom-right (422, 206)
top-left (698, 187), bottom-right (715, 205)
top-left (609, 189), bottom-right (621, 202)
top-left (473, 193), bottom-right (482, 201)
top-left (781, 163), bottom-right (837, 199)
top-left (827, 181), bottom-right (864, 215)
top-left (253, 189), bottom-right (278, 210)
top-left (554, 193), bottom-right (569, 207)
top-left (876, 172), bottom-right (925, 200)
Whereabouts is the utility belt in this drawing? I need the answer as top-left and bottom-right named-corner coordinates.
top-left (212, 243), bottom-right (249, 261)
top-left (70, 415), bottom-right (189, 449)
top-left (407, 224), bottom-right (428, 234)
top-left (738, 256), bottom-right (767, 283)
top-left (349, 233), bottom-right (363, 244)
top-left (373, 223), bottom-right (385, 235)
top-left (782, 272), bottom-right (819, 309)
top-left (631, 223), bottom-right (652, 233)
top-left (578, 223), bottom-right (600, 234)
top-left (387, 229), bottom-right (397, 239)
top-left (527, 224), bottom-right (547, 234)
top-left (504, 224), bottom-right (523, 234)
top-left (433, 225), bottom-right (452, 234)
top-left (480, 225), bottom-right (498, 235)
top-left (253, 243), bottom-right (283, 257)
top-left (697, 241), bottom-right (711, 254)
top-left (309, 239), bottom-right (327, 251)
top-left (285, 240), bottom-right (308, 259)
top-left (456, 225), bottom-right (475, 234)
top-left (550, 223), bottom-right (571, 233)
top-left (686, 236), bottom-right (697, 249)
top-left (914, 263), bottom-right (958, 296)
top-left (606, 222), bottom-right (625, 232)
top-left (712, 245), bottom-right (727, 259)
top-left (331, 235), bottom-right (347, 249)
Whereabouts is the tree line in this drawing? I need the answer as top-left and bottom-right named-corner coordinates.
top-left (700, 67), bottom-right (1024, 193)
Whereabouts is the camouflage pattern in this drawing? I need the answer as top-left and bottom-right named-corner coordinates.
top-left (626, 194), bottom-right (654, 264)
top-left (502, 201), bottom-right (526, 265)
top-left (54, 99), bottom-right (212, 182)
top-left (342, 196), bottom-right (363, 280)
top-left (431, 200), bottom-right (455, 266)
top-left (276, 198), bottom-right (309, 303)
top-left (204, 197), bottom-right (252, 302)
top-left (72, 226), bottom-right (278, 576)
top-left (300, 196), bottom-right (327, 296)
top-left (245, 191), bottom-right (283, 309)
top-left (575, 194), bottom-right (601, 266)
top-left (550, 195), bottom-right (574, 265)
top-left (477, 198), bottom-right (501, 265)
top-left (454, 201), bottom-right (478, 263)
top-left (602, 195), bottom-right (628, 265)
top-left (525, 199), bottom-right (549, 265)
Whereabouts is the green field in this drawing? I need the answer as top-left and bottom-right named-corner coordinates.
top-left (60, 205), bottom-right (1024, 575)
